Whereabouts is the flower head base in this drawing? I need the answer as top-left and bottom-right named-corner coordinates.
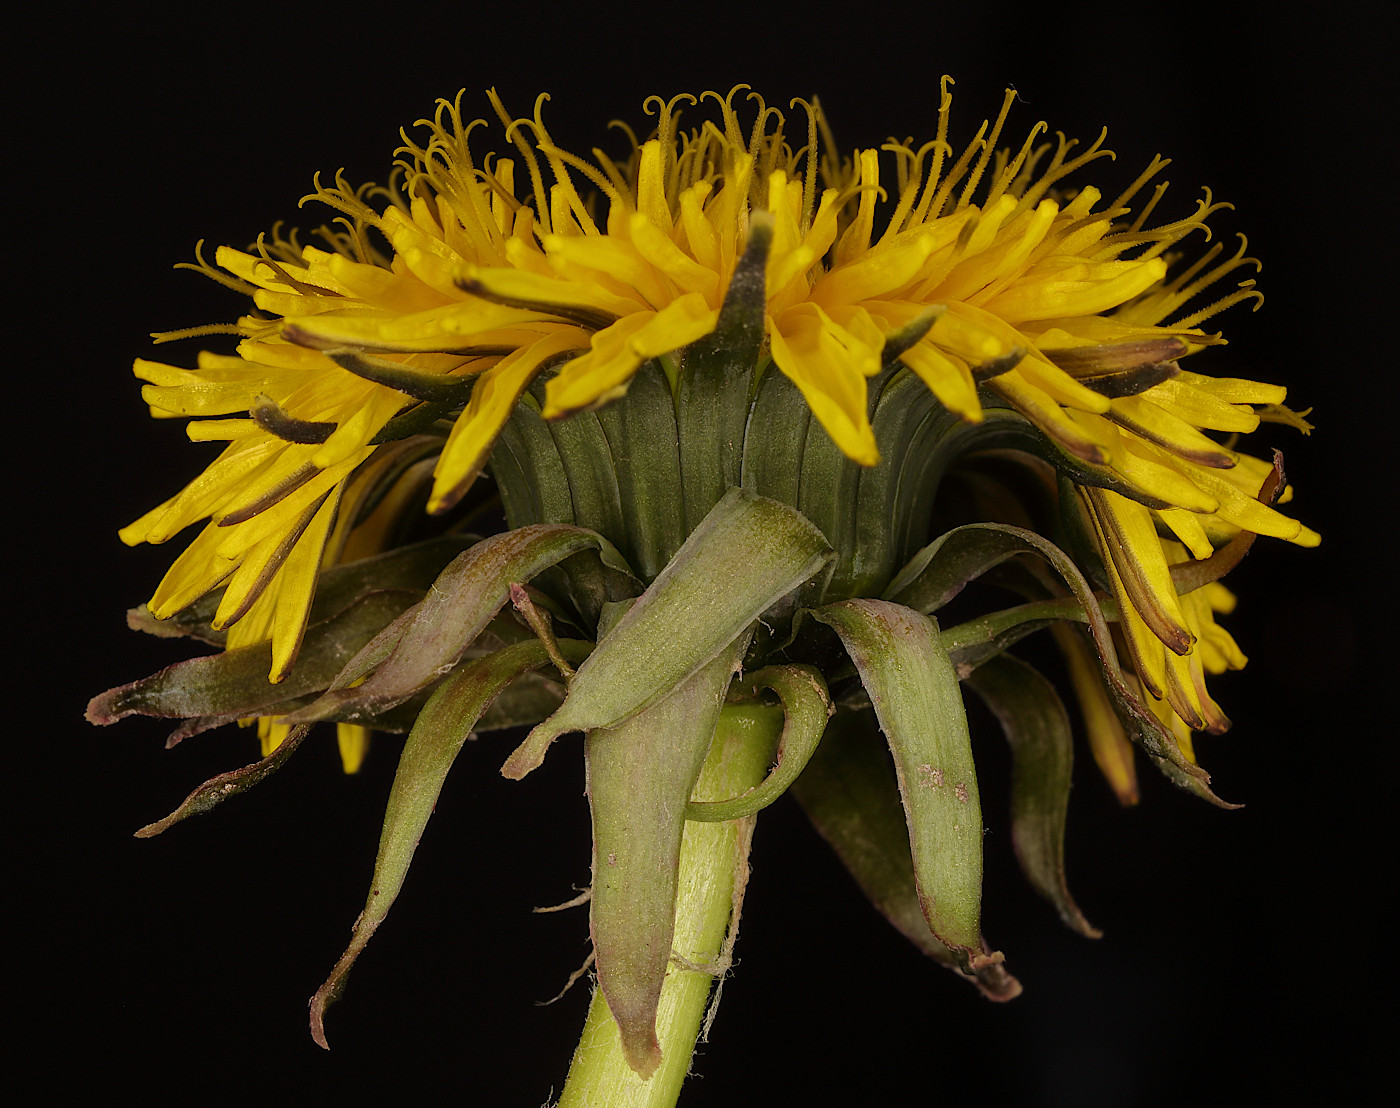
top-left (94, 83), bottom-right (1317, 1099)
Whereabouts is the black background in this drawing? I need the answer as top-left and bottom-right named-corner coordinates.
top-left (14, 2), bottom-right (1391, 1103)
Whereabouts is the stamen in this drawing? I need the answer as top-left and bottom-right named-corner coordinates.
top-left (1117, 179), bottom-right (1168, 236)
top-left (698, 85), bottom-right (750, 149)
top-left (516, 96), bottom-right (606, 237)
top-left (328, 217), bottom-right (368, 265)
top-left (1169, 234), bottom-right (1260, 311)
top-left (1018, 127), bottom-right (1115, 211)
top-left (173, 240), bottom-right (258, 296)
top-left (672, 131), bottom-right (704, 194)
top-left (405, 92), bottom-right (494, 224)
top-left (812, 94), bottom-right (843, 190)
top-left (259, 222), bottom-right (304, 266)
top-left (1117, 190), bottom-right (1234, 264)
top-left (922, 107), bottom-right (992, 223)
top-left (879, 139), bottom-right (947, 247)
top-left (644, 92), bottom-right (697, 202)
top-left (909, 76), bottom-right (956, 228)
top-left (475, 157), bottom-right (525, 219)
top-left (373, 166), bottom-right (406, 212)
top-left (984, 121), bottom-right (1049, 210)
top-left (299, 169), bottom-right (390, 236)
top-left (591, 146), bottom-right (633, 199)
top-left (535, 141), bottom-right (622, 217)
top-left (1157, 240), bottom-right (1226, 299)
top-left (1006, 139), bottom-right (1053, 207)
top-left (607, 117), bottom-right (643, 157)
top-left (312, 223), bottom-right (350, 256)
top-left (958, 87), bottom-right (1018, 209)
top-left (791, 97), bottom-right (820, 234)
top-left (1056, 205), bottom-right (1131, 249)
top-left (489, 89), bottom-right (552, 236)
top-left (1109, 154), bottom-right (1171, 215)
top-left (1170, 281), bottom-right (1265, 331)
top-left (449, 129), bottom-right (509, 252)
top-left (1126, 233), bottom-right (1261, 329)
top-left (886, 137), bottom-right (914, 195)
top-left (250, 234), bottom-right (320, 296)
top-left (151, 322), bottom-right (261, 344)
top-left (747, 95), bottom-right (786, 202)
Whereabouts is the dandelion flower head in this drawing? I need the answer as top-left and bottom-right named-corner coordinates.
top-left (121, 81), bottom-right (1317, 734)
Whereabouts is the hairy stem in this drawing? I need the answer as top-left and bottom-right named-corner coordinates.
top-left (557, 699), bottom-right (782, 1108)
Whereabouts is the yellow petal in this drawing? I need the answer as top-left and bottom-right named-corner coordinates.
top-left (285, 301), bottom-right (546, 353)
top-left (1172, 369), bottom-right (1286, 406)
top-left (990, 373), bottom-right (1111, 464)
top-left (136, 438), bottom-right (284, 544)
top-left (431, 328), bottom-right (591, 513)
top-left (1183, 462), bottom-right (1321, 547)
top-left (147, 522), bottom-right (239, 618)
top-left (311, 386), bottom-right (407, 469)
top-left (1088, 488), bottom-right (1194, 656)
top-left (768, 304), bottom-right (879, 465)
top-left (269, 484), bottom-right (344, 681)
top-left (1141, 377), bottom-right (1261, 434)
top-left (1014, 354), bottom-right (1114, 413)
top-left (898, 340), bottom-right (982, 422)
top-left (213, 461), bottom-right (362, 557)
top-left (1052, 624), bottom-right (1138, 806)
top-left (1075, 415), bottom-right (1220, 512)
top-left (629, 295), bottom-right (720, 359)
top-left (1157, 508), bottom-right (1215, 560)
top-left (817, 223), bottom-right (941, 306)
top-left (212, 496), bottom-right (322, 631)
top-left (955, 200), bottom-right (1058, 305)
top-left (134, 358), bottom-right (266, 418)
top-left (678, 182), bottom-right (719, 273)
top-left (259, 718), bottom-right (294, 757)
top-left (626, 212), bottom-right (720, 303)
top-left (214, 246), bottom-right (333, 294)
top-left (832, 150), bottom-right (881, 266)
top-left (983, 257), bottom-right (1167, 323)
top-left (1108, 395), bottom-right (1236, 467)
top-left (1102, 554), bottom-right (1169, 700)
top-left (926, 304), bottom-right (1006, 362)
top-left (326, 251), bottom-right (456, 313)
top-left (540, 233), bottom-right (673, 311)
top-left (544, 296), bottom-right (716, 416)
top-left (1202, 581), bottom-right (1237, 615)
top-left (337, 724), bottom-right (371, 774)
top-left (938, 303), bottom-right (1112, 414)
top-left (633, 140), bottom-right (673, 234)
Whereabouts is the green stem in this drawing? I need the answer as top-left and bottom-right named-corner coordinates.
top-left (557, 700), bottom-right (783, 1108)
